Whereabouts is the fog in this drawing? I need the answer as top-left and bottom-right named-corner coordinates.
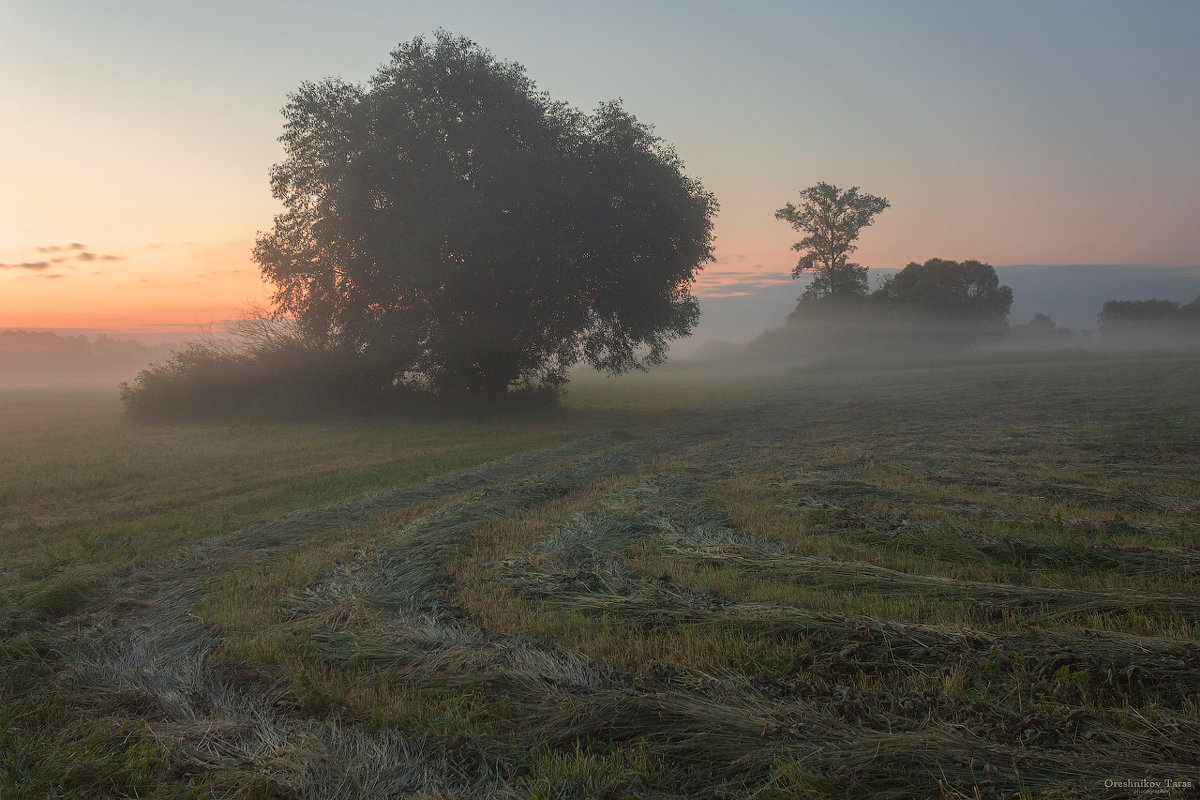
top-left (0, 330), bottom-right (178, 389)
top-left (676, 263), bottom-right (1200, 364)
top-left (6, 262), bottom-right (1200, 391)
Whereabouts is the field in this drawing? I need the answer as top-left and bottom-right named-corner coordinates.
top-left (2, 352), bottom-right (1199, 799)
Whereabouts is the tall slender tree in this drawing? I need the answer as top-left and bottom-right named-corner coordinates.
top-left (775, 182), bottom-right (889, 301)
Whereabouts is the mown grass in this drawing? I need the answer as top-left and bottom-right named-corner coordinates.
top-left (2, 351), bottom-right (1198, 798)
top-left (0, 388), bottom-right (634, 565)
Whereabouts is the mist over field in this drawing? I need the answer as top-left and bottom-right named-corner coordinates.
top-left (5, 3), bottom-right (1200, 797)
top-left (682, 263), bottom-right (1200, 358)
top-left (8, 262), bottom-right (1200, 390)
top-left (0, 330), bottom-right (182, 389)
top-left (4, 352), bottom-right (1200, 798)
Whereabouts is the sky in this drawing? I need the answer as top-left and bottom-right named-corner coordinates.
top-left (2, 0), bottom-right (1198, 337)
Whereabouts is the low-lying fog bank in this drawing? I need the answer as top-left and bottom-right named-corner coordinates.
top-left (0, 330), bottom-right (180, 389)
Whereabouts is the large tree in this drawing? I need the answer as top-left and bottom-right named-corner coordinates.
top-left (775, 182), bottom-right (889, 301)
top-left (254, 31), bottom-right (717, 398)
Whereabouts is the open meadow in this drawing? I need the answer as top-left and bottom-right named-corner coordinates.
top-left (2, 352), bottom-right (1199, 799)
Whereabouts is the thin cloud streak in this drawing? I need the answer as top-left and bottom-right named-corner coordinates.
top-left (704, 290), bottom-right (756, 298)
top-left (33, 243), bottom-right (89, 253)
top-left (693, 269), bottom-right (794, 297)
top-left (0, 261), bottom-right (52, 270)
top-left (75, 252), bottom-right (126, 262)
top-left (12, 243), bottom-right (124, 268)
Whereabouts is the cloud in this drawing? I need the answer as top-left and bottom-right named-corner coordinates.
top-left (37, 274), bottom-right (64, 280)
top-left (697, 268), bottom-right (791, 281)
top-left (34, 242), bottom-right (89, 253)
top-left (5, 244), bottom-right (125, 273)
top-left (697, 280), bottom-right (796, 297)
top-left (76, 251), bottom-right (124, 262)
top-left (0, 261), bottom-right (52, 270)
top-left (694, 269), bottom-right (794, 296)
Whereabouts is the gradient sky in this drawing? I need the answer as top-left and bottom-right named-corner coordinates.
top-left (2, 0), bottom-right (1198, 332)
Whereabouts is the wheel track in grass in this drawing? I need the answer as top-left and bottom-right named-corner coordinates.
top-left (478, 466), bottom-right (1200, 794)
top-left (9, 365), bottom-right (1200, 799)
top-left (327, 398), bottom-right (1199, 797)
top-left (43, 424), bottom-right (722, 797)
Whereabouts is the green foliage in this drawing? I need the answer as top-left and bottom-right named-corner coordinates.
top-left (7, 356), bottom-right (1200, 797)
top-left (1008, 312), bottom-right (1076, 344)
top-left (20, 573), bottom-right (91, 621)
top-left (872, 257), bottom-right (1014, 349)
top-left (255, 30), bottom-right (717, 399)
top-left (748, 258), bottom-right (1013, 360)
top-left (120, 336), bottom-right (403, 422)
top-left (775, 182), bottom-right (889, 301)
top-left (1098, 296), bottom-right (1200, 343)
top-left (1099, 298), bottom-right (1180, 331)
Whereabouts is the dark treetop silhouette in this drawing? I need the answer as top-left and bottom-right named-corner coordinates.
top-left (254, 31), bottom-right (717, 399)
top-left (775, 182), bottom-right (889, 302)
top-left (873, 258), bottom-right (1014, 349)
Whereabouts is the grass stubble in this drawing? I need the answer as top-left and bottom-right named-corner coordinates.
top-left (1, 352), bottom-right (1198, 798)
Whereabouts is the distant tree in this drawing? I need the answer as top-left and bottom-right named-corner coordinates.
top-left (1024, 313), bottom-right (1060, 336)
top-left (1096, 297), bottom-right (1200, 347)
top-left (0, 330), bottom-right (61, 351)
top-left (1006, 313), bottom-right (1075, 346)
top-left (873, 258), bottom-right (1013, 349)
top-left (44, 334), bottom-right (92, 365)
top-left (775, 182), bottom-right (890, 301)
top-left (1098, 299), bottom-right (1180, 338)
top-left (254, 31), bottom-right (717, 400)
top-left (1182, 295), bottom-right (1200, 326)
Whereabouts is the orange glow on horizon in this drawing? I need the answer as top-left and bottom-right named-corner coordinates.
top-left (0, 239), bottom-right (271, 333)
top-left (5, 216), bottom-right (1191, 334)
top-left (3, 225), bottom-right (808, 332)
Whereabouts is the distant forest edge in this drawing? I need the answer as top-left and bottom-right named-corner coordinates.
top-left (0, 331), bottom-right (177, 386)
top-left (740, 282), bottom-right (1200, 364)
top-left (4, 288), bottom-right (1200, 387)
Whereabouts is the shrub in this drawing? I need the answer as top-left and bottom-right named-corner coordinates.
top-left (119, 315), bottom-right (566, 422)
top-left (119, 314), bottom-right (407, 422)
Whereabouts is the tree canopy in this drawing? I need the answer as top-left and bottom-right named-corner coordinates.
top-left (873, 258), bottom-right (1013, 348)
top-left (254, 31), bottom-right (717, 399)
top-left (746, 257), bottom-right (1013, 361)
top-left (775, 182), bottom-right (889, 301)
top-left (1098, 297), bottom-right (1200, 343)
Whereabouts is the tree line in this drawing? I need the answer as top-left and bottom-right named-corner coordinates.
top-left (746, 183), bottom-right (1200, 361)
top-left (749, 183), bottom-right (1013, 359)
top-left (0, 331), bottom-right (171, 376)
top-left (118, 31), bottom-right (1200, 421)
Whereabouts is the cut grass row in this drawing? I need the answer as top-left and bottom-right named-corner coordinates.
top-left (2, 352), bottom-right (1198, 798)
